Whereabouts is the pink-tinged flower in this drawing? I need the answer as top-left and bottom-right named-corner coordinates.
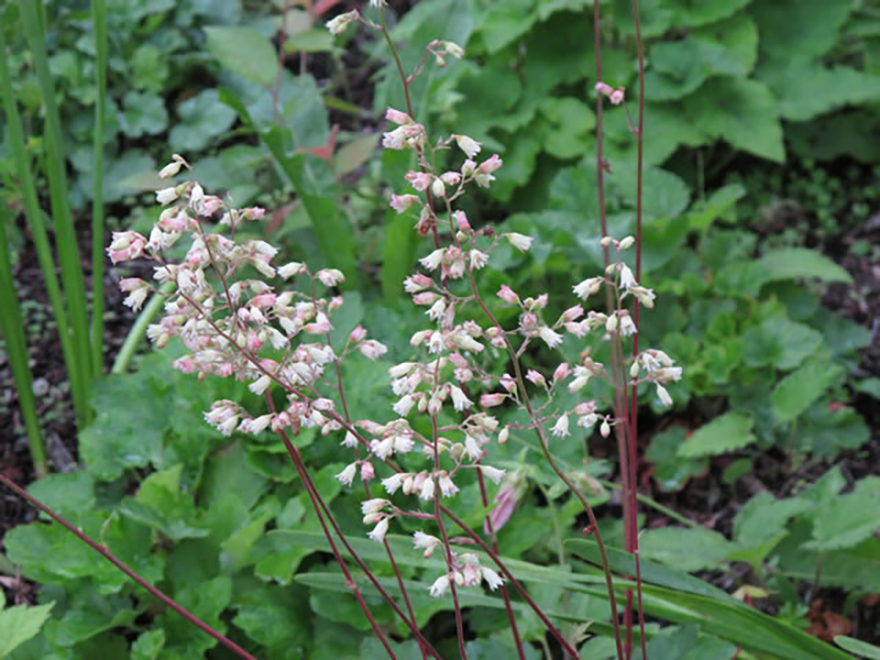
top-left (390, 194), bottom-right (419, 213)
top-left (158, 207), bottom-right (190, 232)
top-left (385, 107), bottom-right (411, 125)
top-left (406, 171), bottom-right (432, 191)
top-left (497, 284), bottom-right (519, 304)
top-left (461, 159), bottom-right (477, 177)
top-left (498, 426), bottom-right (509, 444)
top-left (441, 171), bottom-right (462, 186)
top-left (360, 462), bottom-right (375, 481)
top-left (359, 339), bottom-right (388, 360)
top-left (412, 291), bottom-right (438, 305)
top-left (656, 384), bottom-right (672, 407)
top-left (242, 206), bottom-right (266, 221)
top-left (404, 273), bottom-right (433, 292)
top-left (453, 210), bottom-right (471, 232)
top-left (600, 419), bottom-right (611, 438)
top-left (326, 10), bottom-right (359, 35)
top-left (480, 154), bottom-right (503, 174)
top-left (609, 88), bottom-right (625, 105)
top-left (554, 363), bottom-right (572, 382)
top-left (481, 393), bottom-right (506, 408)
top-left (562, 305), bottom-right (584, 322)
top-left (108, 231), bottom-right (147, 264)
top-left (349, 325), bottom-right (368, 342)
top-left (526, 369), bottom-right (546, 386)
top-left (468, 249), bottom-right (489, 270)
top-left (453, 134), bottom-right (482, 158)
top-left (500, 373), bottom-right (516, 393)
top-left (317, 268), bottom-right (345, 286)
top-left (595, 81), bottom-right (613, 96)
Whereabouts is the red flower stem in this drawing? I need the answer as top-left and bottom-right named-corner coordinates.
top-left (627, 0), bottom-right (649, 656)
top-left (270, 427), bottom-right (397, 659)
top-left (476, 469), bottom-right (526, 660)
top-left (431, 417), bottom-right (469, 660)
top-left (0, 473), bottom-right (258, 660)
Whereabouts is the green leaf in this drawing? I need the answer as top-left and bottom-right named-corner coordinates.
top-left (159, 577), bottom-right (232, 657)
top-left (283, 29), bottom-right (335, 54)
top-left (646, 35), bottom-right (749, 100)
top-left (131, 629), bottom-right (165, 660)
top-left (666, 0), bottom-right (752, 27)
top-left (757, 247), bottom-right (853, 285)
top-left (771, 362), bottom-right (844, 423)
top-left (750, 0), bottom-right (852, 61)
top-left (52, 592), bottom-right (140, 647)
top-left (686, 183), bottom-right (746, 231)
top-left (640, 527), bottom-right (738, 572)
top-left (741, 315), bottom-right (825, 371)
top-left (807, 493), bottom-right (880, 551)
top-left (120, 91), bottom-right (168, 138)
top-left (678, 412), bottom-right (756, 458)
top-left (733, 492), bottom-right (811, 547)
top-left (232, 583), bottom-right (311, 658)
top-left (537, 96), bottom-right (595, 160)
top-left (691, 12), bottom-right (759, 75)
top-left (834, 636), bottom-right (880, 659)
top-left (0, 601), bottom-right (54, 657)
top-left (646, 624), bottom-right (737, 659)
top-left (612, 165), bottom-right (691, 221)
top-left (169, 89), bottom-right (237, 152)
top-left (684, 77), bottom-right (784, 162)
top-left (855, 378), bottom-right (880, 399)
top-left (479, 0), bottom-right (539, 54)
top-left (119, 465), bottom-right (209, 540)
top-left (131, 44), bottom-right (168, 94)
top-left (646, 427), bottom-right (708, 492)
top-left (205, 26), bottom-right (278, 87)
top-left (758, 62), bottom-right (880, 122)
top-left (796, 405), bottom-right (869, 458)
top-left (26, 471), bottom-right (95, 526)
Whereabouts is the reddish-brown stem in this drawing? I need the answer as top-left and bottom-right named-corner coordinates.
top-left (431, 416), bottom-right (469, 660)
top-left (476, 469), bottom-right (525, 659)
top-left (628, 0), bottom-right (649, 656)
top-left (0, 473), bottom-right (258, 660)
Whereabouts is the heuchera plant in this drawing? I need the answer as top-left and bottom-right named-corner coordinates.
top-left (102, 1), bottom-right (678, 658)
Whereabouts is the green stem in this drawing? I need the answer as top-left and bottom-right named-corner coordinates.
top-left (0, 26), bottom-right (87, 429)
top-left (0, 203), bottom-right (47, 477)
top-left (111, 283), bottom-right (175, 374)
top-left (19, 0), bottom-right (93, 425)
top-left (90, 0), bottom-right (108, 376)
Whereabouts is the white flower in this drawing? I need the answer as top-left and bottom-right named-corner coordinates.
top-left (158, 160), bottom-right (182, 178)
top-left (539, 326), bottom-right (563, 349)
top-left (438, 473), bottom-right (459, 498)
top-left (480, 465), bottom-right (506, 484)
top-left (504, 232), bottom-right (533, 252)
top-left (453, 134), bottom-right (482, 159)
top-left (573, 277), bottom-right (603, 300)
top-left (361, 498), bottom-right (389, 516)
top-left (371, 437), bottom-right (395, 460)
top-left (278, 262), bottom-right (304, 279)
top-left (468, 249), bottom-right (489, 270)
top-left (155, 187), bottom-right (179, 205)
top-left (393, 394), bottom-right (415, 417)
top-left (449, 385), bottom-right (472, 412)
top-left (429, 574), bottom-right (450, 598)
top-left (420, 248), bottom-right (445, 271)
top-left (619, 313), bottom-right (637, 337)
top-left (482, 568), bottom-right (503, 591)
top-left (551, 414), bottom-right (570, 438)
top-left (419, 477), bottom-right (435, 501)
top-left (619, 264), bottom-right (637, 289)
top-left (368, 517), bottom-right (389, 543)
top-left (382, 473), bottom-right (407, 495)
top-left (336, 462), bottom-right (357, 486)
top-left (326, 9), bottom-right (359, 35)
top-left (239, 414), bottom-right (273, 435)
top-left (464, 435), bottom-right (482, 461)
top-left (248, 375), bottom-right (272, 396)
top-left (413, 531), bottom-right (441, 558)
top-left (656, 384), bottom-right (673, 407)
top-left (342, 431), bottom-right (358, 448)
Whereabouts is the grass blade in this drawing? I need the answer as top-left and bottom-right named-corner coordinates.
top-left (0, 24), bottom-right (88, 428)
top-left (19, 0), bottom-right (94, 425)
top-left (90, 0), bottom-right (109, 375)
top-left (0, 203), bottom-right (47, 477)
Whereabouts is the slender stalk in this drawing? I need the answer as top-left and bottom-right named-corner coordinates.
top-left (0, 203), bottom-right (47, 477)
top-left (476, 469), bottom-right (525, 660)
top-left (90, 0), bottom-right (109, 375)
top-left (0, 26), bottom-right (86, 426)
top-left (111, 282), bottom-right (176, 374)
top-left (19, 0), bottom-right (93, 425)
top-left (627, 0), bottom-right (649, 656)
top-left (0, 473), bottom-right (257, 659)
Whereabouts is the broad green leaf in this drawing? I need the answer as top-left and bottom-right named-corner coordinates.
top-left (646, 624), bottom-right (737, 659)
top-left (646, 427), bottom-right (708, 492)
top-left (666, 0), bottom-right (752, 28)
top-left (131, 44), bottom-right (168, 94)
top-left (205, 26), bottom-right (278, 87)
top-left (750, 0), bottom-right (852, 61)
top-left (232, 583), bottom-right (311, 658)
top-left (612, 165), bottom-right (690, 221)
top-left (479, 0), bottom-right (539, 54)
top-left (771, 362), bottom-right (844, 423)
top-left (0, 601), bottom-right (53, 657)
top-left (678, 412), bottom-right (756, 458)
top-left (692, 12), bottom-right (759, 75)
top-left (159, 577), bottom-right (232, 657)
top-left (120, 91), bottom-right (168, 138)
top-left (51, 592), bottom-right (140, 647)
top-left (807, 493), bottom-right (880, 551)
top-left (119, 465), bottom-right (209, 540)
top-left (757, 248), bottom-right (853, 285)
top-left (283, 29), bottom-right (335, 53)
top-left (169, 89), bottom-right (236, 152)
top-left (26, 471), bottom-right (95, 526)
top-left (686, 183), bottom-right (746, 232)
top-left (605, 102), bottom-right (710, 166)
top-left (640, 527), bottom-right (738, 572)
top-left (796, 405), bottom-right (870, 458)
top-left (741, 315), bottom-right (825, 371)
top-left (733, 492), bottom-right (811, 547)
top-left (758, 62), bottom-right (880, 122)
top-left (855, 378), bottom-right (880, 399)
top-left (835, 636), bottom-right (880, 659)
top-left (788, 110), bottom-right (880, 163)
top-left (537, 96), bottom-right (595, 160)
top-left (131, 629), bottom-right (165, 660)
top-left (684, 77), bottom-right (784, 162)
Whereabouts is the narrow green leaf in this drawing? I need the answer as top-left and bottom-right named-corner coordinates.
top-left (771, 362), bottom-right (843, 423)
top-left (834, 635), bottom-right (880, 659)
